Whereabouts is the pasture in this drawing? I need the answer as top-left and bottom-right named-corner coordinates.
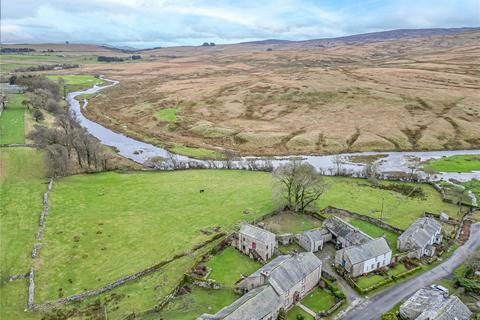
top-left (0, 94), bottom-right (26, 144)
top-left (37, 170), bottom-right (274, 302)
top-left (47, 74), bottom-right (105, 93)
top-left (0, 147), bottom-right (46, 320)
top-left (424, 155), bottom-right (480, 173)
top-left (319, 177), bottom-right (460, 229)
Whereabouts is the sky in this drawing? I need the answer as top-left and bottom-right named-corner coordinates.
top-left (1, 0), bottom-right (479, 48)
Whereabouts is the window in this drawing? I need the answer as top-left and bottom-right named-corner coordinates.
top-left (252, 242), bottom-right (256, 249)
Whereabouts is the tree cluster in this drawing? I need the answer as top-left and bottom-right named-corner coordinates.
top-left (97, 55), bottom-right (142, 62)
top-left (14, 75), bottom-right (62, 116)
top-left (28, 114), bottom-right (112, 177)
top-left (273, 160), bottom-right (327, 213)
top-left (201, 42), bottom-right (216, 46)
top-left (14, 63), bottom-right (79, 73)
top-left (0, 47), bottom-right (35, 53)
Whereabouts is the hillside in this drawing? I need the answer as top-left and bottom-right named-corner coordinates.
top-left (79, 30), bottom-right (480, 157)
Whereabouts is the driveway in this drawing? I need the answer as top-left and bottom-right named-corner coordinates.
top-left (338, 222), bottom-right (480, 320)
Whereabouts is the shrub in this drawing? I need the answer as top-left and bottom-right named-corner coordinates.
top-left (296, 315), bottom-right (304, 320)
top-left (381, 312), bottom-right (399, 320)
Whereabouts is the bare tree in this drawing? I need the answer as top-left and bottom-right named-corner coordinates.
top-left (45, 144), bottom-right (69, 177)
top-left (333, 155), bottom-right (344, 176)
top-left (364, 161), bottom-right (380, 186)
top-left (273, 160), bottom-right (327, 213)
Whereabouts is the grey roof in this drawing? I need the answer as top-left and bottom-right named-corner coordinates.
top-left (399, 217), bottom-right (442, 249)
top-left (251, 252), bottom-right (322, 295)
top-left (323, 217), bottom-right (372, 245)
top-left (301, 229), bottom-right (326, 242)
top-left (343, 238), bottom-right (391, 265)
top-left (239, 223), bottom-right (276, 244)
top-left (197, 285), bottom-right (282, 320)
top-left (399, 287), bottom-right (472, 320)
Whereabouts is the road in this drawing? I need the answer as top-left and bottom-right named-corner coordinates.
top-left (340, 222), bottom-right (480, 320)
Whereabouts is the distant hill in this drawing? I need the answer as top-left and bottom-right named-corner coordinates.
top-left (240, 27), bottom-right (480, 47)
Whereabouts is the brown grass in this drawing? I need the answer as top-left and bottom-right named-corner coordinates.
top-left (32, 32), bottom-right (480, 156)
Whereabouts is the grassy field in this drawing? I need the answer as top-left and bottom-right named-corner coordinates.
top-left (0, 147), bottom-right (46, 320)
top-left (263, 212), bottom-right (323, 234)
top-left (158, 286), bottom-right (238, 320)
top-left (169, 143), bottom-right (224, 159)
top-left (301, 287), bottom-right (336, 312)
top-left (424, 155), bottom-right (480, 173)
top-left (47, 74), bottom-right (105, 93)
top-left (0, 94), bottom-right (26, 144)
top-left (318, 177), bottom-right (461, 229)
top-left (347, 219), bottom-right (399, 253)
top-left (37, 170), bottom-right (273, 302)
top-left (205, 247), bottom-right (261, 287)
top-left (461, 179), bottom-right (480, 200)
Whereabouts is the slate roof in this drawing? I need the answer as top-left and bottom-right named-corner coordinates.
top-left (323, 216), bottom-right (372, 245)
top-left (197, 285), bottom-right (282, 320)
top-left (250, 252), bottom-right (322, 295)
top-left (343, 238), bottom-right (391, 265)
top-left (399, 217), bottom-right (442, 249)
top-left (301, 229), bottom-right (327, 242)
top-left (239, 223), bottom-right (276, 244)
top-left (399, 287), bottom-right (472, 320)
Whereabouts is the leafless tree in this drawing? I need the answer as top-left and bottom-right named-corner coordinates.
top-left (273, 160), bottom-right (327, 213)
top-left (364, 161), bottom-right (380, 186)
top-left (45, 144), bottom-right (69, 177)
top-left (333, 155), bottom-right (344, 176)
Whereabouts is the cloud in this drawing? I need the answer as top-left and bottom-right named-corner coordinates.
top-left (1, 0), bottom-right (478, 47)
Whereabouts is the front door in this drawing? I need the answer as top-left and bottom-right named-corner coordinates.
top-left (252, 242), bottom-right (256, 249)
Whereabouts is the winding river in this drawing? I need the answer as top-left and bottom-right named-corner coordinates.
top-left (68, 79), bottom-right (480, 182)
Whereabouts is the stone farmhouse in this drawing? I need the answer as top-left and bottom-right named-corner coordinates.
top-left (323, 216), bottom-right (372, 249)
top-left (198, 252), bottom-right (322, 320)
top-left (397, 217), bottom-right (442, 259)
top-left (236, 223), bottom-right (276, 262)
top-left (297, 228), bottom-right (330, 252)
top-left (335, 237), bottom-right (392, 277)
top-left (399, 286), bottom-right (472, 320)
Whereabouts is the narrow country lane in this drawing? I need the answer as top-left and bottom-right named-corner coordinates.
top-left (339, 223), bottom-right (480, 320)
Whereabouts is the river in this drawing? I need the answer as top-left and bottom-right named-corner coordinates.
top-left (67, 79), bottom-right (480, 183)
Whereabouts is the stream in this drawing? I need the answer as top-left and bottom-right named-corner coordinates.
top-left (68, 79), bottom-right (480, 183)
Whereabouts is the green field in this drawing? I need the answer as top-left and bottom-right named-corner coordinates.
top-left (158, 286), bottom-right (238, 320)
top-left (301, 287), bottom-right (336, 312)
top-left (205, 247), bottom-right (261, 287)
top-left (347, 219), bottom-right (399, 253)
top-left (461, 179), bottom-right (480, 201)
top-left (47, 74), bottom-right (105, 93)
top-left (170, 143), bottom-right (224, 159)
top-left (424, 155), bottom-right (480, 173)
top-left (0, 94), bottom-right (26, 144)
top-left (318, 177), bottom-right (460, 229)
top-left (0, 147), bottom-right (46, 320)
top-left (37, 170), bottom-right (274, 302)
top-left (156, 108), bottom-right (178, 122)
top-left (263, 212), bottom-right (323, 234)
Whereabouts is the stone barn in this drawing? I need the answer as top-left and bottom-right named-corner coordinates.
top-left (237, 223), bottom-right (276, 262)
top-left (397, 217), bottom-right (442, 259)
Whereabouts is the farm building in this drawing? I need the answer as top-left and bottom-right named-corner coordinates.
top-left (397, 217), bottom-right (442, 259)
top-left (236, 223), bottom-right (276, 262)
top-left (297, 228), bottom-right (330, 252)
top-left (399, 286), bottom-right (472, 320)
top-left (323, 216), bottom-right (372, 249)
top-left (335, 237), bottom-right (392, 277)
